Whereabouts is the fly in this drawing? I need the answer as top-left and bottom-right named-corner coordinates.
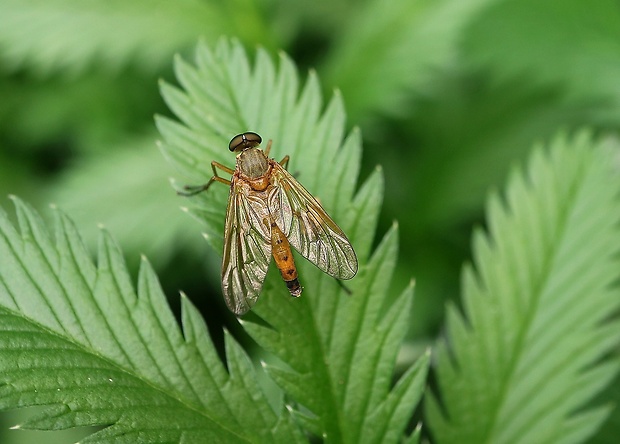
top-left (180, 132), bottom-right (358, 315)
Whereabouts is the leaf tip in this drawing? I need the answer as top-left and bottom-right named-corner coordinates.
top-left (423, 347), bottom-right (432, 360)
top-left (413, 421), bottom-right (422, 433)
top-left (277, 49), bottom-right (288, 59)
top-left (408, 278), bottom-right (416, 289)
top-left (153, 113), bottom-right (165, 126)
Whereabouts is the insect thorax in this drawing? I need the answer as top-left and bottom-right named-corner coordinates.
top-left (237, 148), bottom-right (270, 179)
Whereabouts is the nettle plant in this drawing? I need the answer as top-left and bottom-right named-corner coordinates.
top-left (0, 40), bottom-right (619, 444)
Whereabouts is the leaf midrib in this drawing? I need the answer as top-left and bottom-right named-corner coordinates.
top-left (0, 213), bottom-right (250, 441)
top-left (306, 298), bottom-right (347, 443)
top-left (481, 161), bottom-right (586, 443)
top-left (0, 303), bottom-right (254, 442)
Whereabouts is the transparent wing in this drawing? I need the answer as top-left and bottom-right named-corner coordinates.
top-left (221, 179), bottom-right (272, 315)
top-left (268, 161), bottom-right (358, 280)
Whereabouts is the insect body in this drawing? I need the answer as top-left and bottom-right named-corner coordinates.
top-left (181, 132), bottom-right (358, 315)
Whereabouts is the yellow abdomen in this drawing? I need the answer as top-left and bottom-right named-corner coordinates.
top-left (270, 222), bottom-right (301, 297)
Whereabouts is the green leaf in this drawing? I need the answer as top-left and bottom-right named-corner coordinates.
top-left (463, 0), bottom-right (620, 120)
top-left (158, 38), bottom-right (429, 443)
top-left (249, 227), bottom-right (429, 444)
top-left (426, 131), bottom-right (620, 443)
top-left (46, 133), bottom-right (204, 268)
top-left (0, 196), bottom-right (303, 443)
top-left (0, 0), bottom-right (230, 75)
top-left (405, 80), bottom-right (590, 236)
top-left (320, 0), bottom-right (496, 122)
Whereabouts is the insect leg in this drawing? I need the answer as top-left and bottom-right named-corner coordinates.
top-left (278, 155), bottom-right (290, 170)
top-left (264, 139), bottom-right (273, 157)
top-left (178, 161), bottom-right (234, 196)
top-left (262, 139), bottom-right (291, 170)
top-left (335, 278), bottom-right (353, 295)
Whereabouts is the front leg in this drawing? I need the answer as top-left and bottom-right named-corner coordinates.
top-left (178, 161), bottom-right (234, 196)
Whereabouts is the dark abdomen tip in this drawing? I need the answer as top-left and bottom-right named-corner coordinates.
top-left (286, 278), bottom-right (302, 297)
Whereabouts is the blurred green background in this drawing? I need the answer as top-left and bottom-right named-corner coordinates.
top-left (1, 0), bottom-right (620, 442)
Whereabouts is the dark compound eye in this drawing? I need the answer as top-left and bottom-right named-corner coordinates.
top-left (229, 132), bottom-right (262, 152)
